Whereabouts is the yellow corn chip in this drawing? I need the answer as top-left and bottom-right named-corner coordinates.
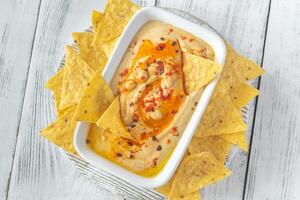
top-left (168, 152), bottom-right (231, 199)
top-left (183, 53), bottom-right (222, 94)
top-left (230, 83), bottom-right (259, 109)
top-left (219, 131), bottom-right (248, 152)
top-left (45, 69), bottom-right (63, 89)
top-left (96, 97), bottom-right (132, 138)
top-left (188, 136), bottom-right (232, 163)
top-left (45, 69), bottom-right (68, 117)
top-left (60, 46), bottom-right (94, 110)
top-left (220, 45), bottom-right (265, 91)
top-left (74, 70), bottom-right (114, 123)
top-left (156, 173), bottom-right (176, 196)
top-left (91, 10), bottom-right (103, 31)
top-left (93, 0), bottom-right (139, 44)
top-left (40, 106), bottom-right (77, 153)
top-left (72, 32), bottom-right (107, 71)
top-left (172, 191), bottom-right (202, 200)
top-left (195, 82), bottom-right (247, 137)
top-left (102, 37), bottom-right (118, 58)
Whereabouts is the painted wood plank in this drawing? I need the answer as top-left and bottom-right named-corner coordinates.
top-left (0, 0), bottom-right (41, 199)
top-left (6, 0), bottom-right (120, 199)
top-left (244, 0), bottom-right (300, 199)
top-left (157, 0), bottom-right (270, 199)
top-left (6, 0), bottom-right (156, 200)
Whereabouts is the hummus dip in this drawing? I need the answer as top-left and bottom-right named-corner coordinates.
top-left (88, 21), bottom-right (215, 176)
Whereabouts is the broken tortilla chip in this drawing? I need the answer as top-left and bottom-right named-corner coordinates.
top-left (168, 152), bottom-right (231, 199)
top-left (219, 131), bottom-right (248, 152)
top-left (74, 70), bottom-right (114, 123)
top-left (91, 10), bottom-right (103, 31)
top-left (60, 46), bottom-right (95, 110)
top-left (183, 53), bottom-right (222, 94)
top-left (93, 0), bottom-right (139, 45)
top-left (96, 97), bottom-right (132, 138)
top-left (188, 136), bottom-right (232, 163)
top-left (40, 106), bottom-right (77, 154)
top-left (72, 32), bottom-right (107, 71)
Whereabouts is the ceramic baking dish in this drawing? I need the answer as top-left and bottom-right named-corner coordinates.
top-left (74, 7), bottom-right (226, 188)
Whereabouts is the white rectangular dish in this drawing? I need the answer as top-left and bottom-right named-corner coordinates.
top-left (74, 7), bottom-right (226, 188)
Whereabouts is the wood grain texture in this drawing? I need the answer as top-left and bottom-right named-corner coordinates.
top-left (244, 0), bottom-right (300, 199)
top-left (6, 0), bottom-right (120, 199)
top-left (0, 0), bottom-right (41, 199)
top-left (5, 0), bottom-right (156, 200)
top-left (157, 0), bottom-right (270, 199)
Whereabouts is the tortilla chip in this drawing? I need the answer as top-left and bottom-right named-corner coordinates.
top-left (45, 69), bottom-right (68, 117)
top-left (102, 37), bottom-right (118, 58)
top-left (220, 44), bottom-right (265, 91)
top-left (72, 32), bottom-right (107, 71)
top-left (45, 69), bottom-right (63, 89)
top-left (230, 83), bottom-right (259, 109)
top-left (188, 136), bottom-right (232, 164)
top-left (93, 0), bottom-right (139, 45)
top-left (91, 10), bottom-right (103, 31)
top-left (168, 152), bottom-right (231, 199)
top-left (172, 191), bottom-right (202, 200)
top-left (183, 53), bottom-right (222, 94)
top-left (74, 70), bottom-right (114, 123)
top-left (87, 124), bottom-right (117, 158)
top-left (60, 46), bottom-right (95, 110)
top-left (219, 131), bottom-right (248, 152)
top-left (40, 106), bottom-right (77, 154)
top-left (156, 174), bottom-right (176, 196)
top-left (96, 97), bottom-right (132, 138)
top-left (195, 82), bottom-right (247, 137)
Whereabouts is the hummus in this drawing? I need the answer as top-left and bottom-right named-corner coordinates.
top-left (88, 21), bottom-right (215, 176)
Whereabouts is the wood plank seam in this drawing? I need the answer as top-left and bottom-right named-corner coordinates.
top-left (242, 0), bottom-right (272, 199)
top-left (4, 1), bottom-right (43, 199)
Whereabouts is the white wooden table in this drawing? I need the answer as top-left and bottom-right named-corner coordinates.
top-left (1, 0), bottom-right (299, 199)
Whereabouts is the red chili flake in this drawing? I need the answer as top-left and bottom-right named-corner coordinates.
top-left (156, 61), bottom-right (164, 75)
top-left (189, 38), bottom-right (194, 42)
top-left (156, 43), bottom-right (166, 51)
top-left (145, 104), bottom-right (155, 112)
top-left (180, 35), bottom-right (187, 40)
top-left (153, 127), bottom-right (159, 132)
top-left (119, 68), bottom-right (128, 77)
top-left (169, 28), bottom-right (173, 32)
top-left (141, 132), bottom-right (147, 140)
top-left (116, 153), bottom-right (122, 157)
top-left (166, 139), bottom-right (171, 144)
top-left (129, 102), bottom-right (134, 106)
top-left (127, 141), bottom-right (134, 146)
top-left (141, 76), bottom-right (146, 80)
top-left (175, 50), bottom-right (179, 53)
top-left (172, 41), bottom-right (177, 46)
top-left (171, 127), bottom-right (179, 136)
